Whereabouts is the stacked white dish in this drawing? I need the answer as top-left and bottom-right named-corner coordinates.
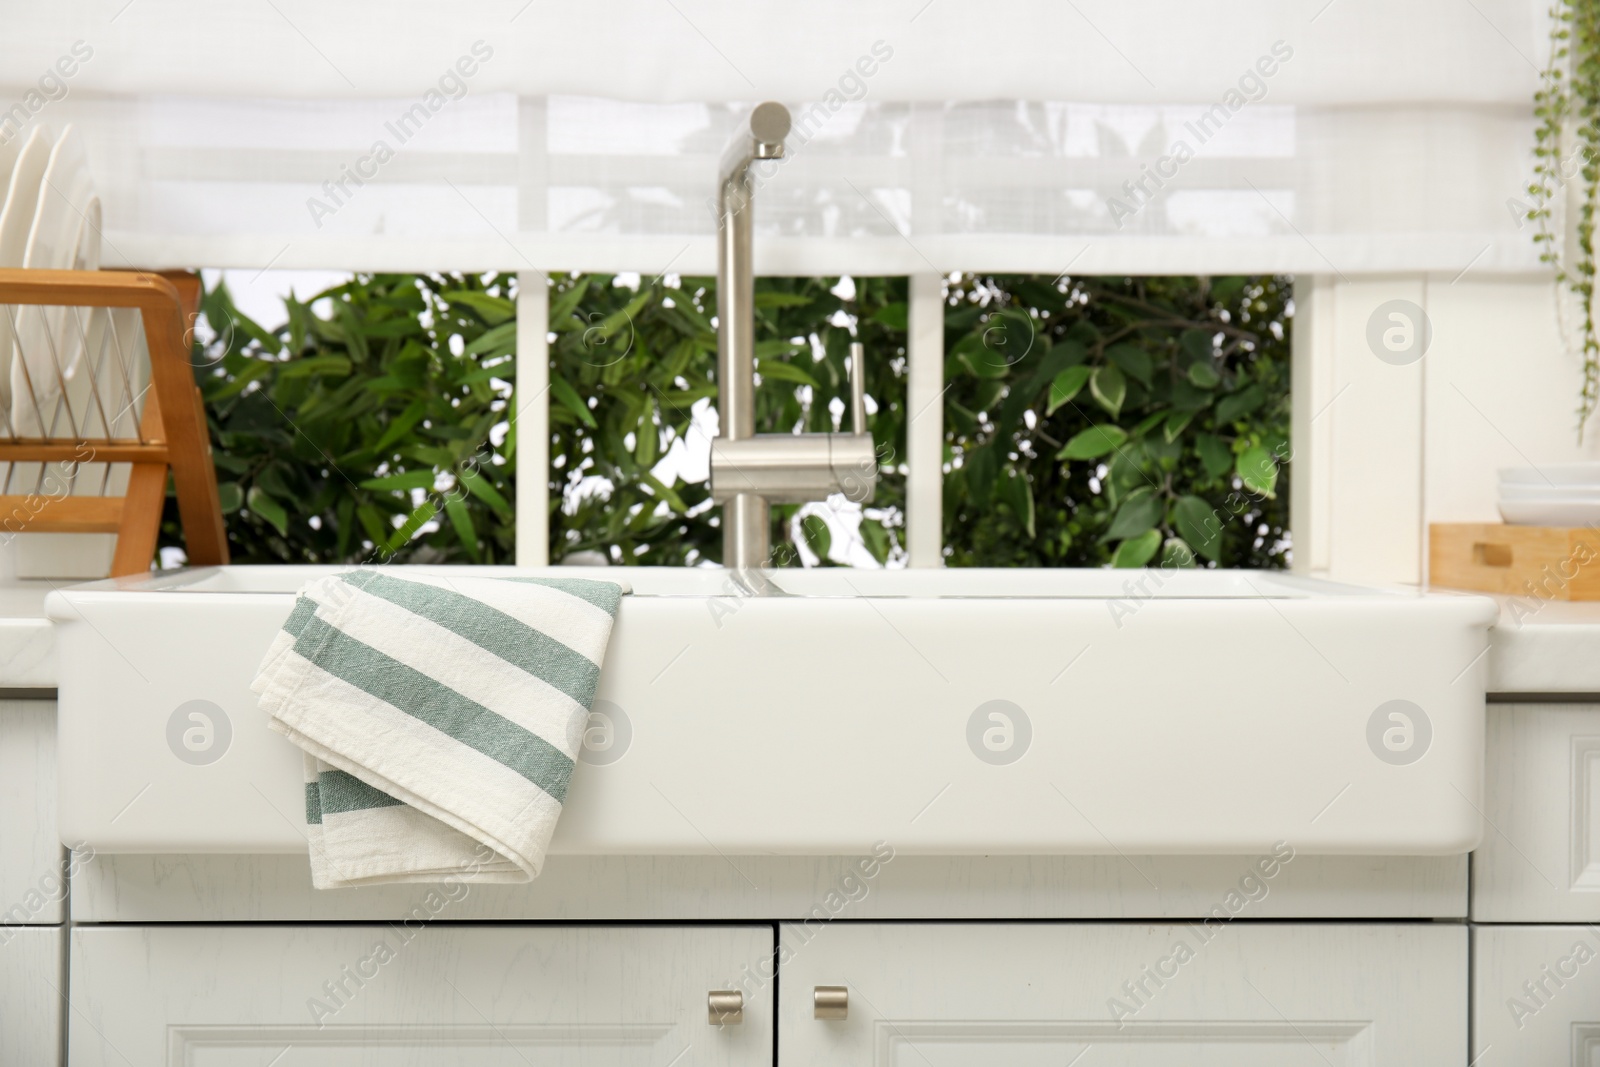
top-left (0, 123), bottom-right (144, 579)
top-left (1498, 462), bottom-right (1600, 526)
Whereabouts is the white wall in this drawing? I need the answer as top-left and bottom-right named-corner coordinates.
top-left (1295, 273), bottom-right (1600, 586)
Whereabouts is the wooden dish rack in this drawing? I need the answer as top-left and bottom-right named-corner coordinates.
top-left (0, 268), bottom-right (228, 576)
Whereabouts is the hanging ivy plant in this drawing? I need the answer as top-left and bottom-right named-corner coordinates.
top-left (1530, 0), bottom-right (1600, 432)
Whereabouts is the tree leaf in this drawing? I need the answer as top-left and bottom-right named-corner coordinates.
top-left (1180, 328), bottom-right (1214, 364)
top-left (1187, 361), bottom-right (1221, 389)
top-left (1131, 410), bottom-right (1167, 439)
top-left (1111, 529), bottom-right (1162, 567)
top-left (276, 355), bottom-right (351, 379)
top-left (951, 333), bottom-right (1012, 380)
top-left (1173, 493), bottom-right (1223, 561)
top-left (1057, 425), bottom-right (1128, 460)
top-left (442, 290), bottom-right (515, 325)
top-left (384, 500), bottom-right (438, 552)
top-left (1195, 433), bottom-right (1233, 479)
top-left (1160, 536), bottom-right (1197, 568)
top-left (1107, 344), bottom-right (1154, 387)
top-left (550, 375), bottom-right (598, 428)
top-left (458, 467), bottom-right (513, 520)
top-left (1163, 410), bottom-right (1195, 442)
top-left (1237, 445), bottom-right (1279, 497)
top-left (247, 486), bottom-right (289, 537)
top-left (753, 291), bottom-right (814, 309)
top-left (755, 358), bottom-right (819, 388)
top-left (217, 482), bottom-right (244, 514)
top-left (462, 320), bottom-right (516, 358)
top-left (443, 496), bottom-right (481, 562)
top-left (966, 444), bottom-right (999, 507)
top-left (1090, 362), bottom-right (1126, 418)
top-left (360, 469), bottom-right (436, 492)
top-left (872, 302), bottom-right (908, 331)
top-left (1104, 486), bottom-right (1162, 541)
top-left (1216, 384), bottom-right (1266, 424)
top-left (1002, 470), bottom-right (1036, 538)
top-left (800, 513), bottom-right (832, 559)
top-left (635, 396), bottom-right (659, 468)
top-left (1046, 366), bottom-right (1092, 416)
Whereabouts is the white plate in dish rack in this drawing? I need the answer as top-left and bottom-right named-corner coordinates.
top-left (15, 124), bottom-right (100, 436)
top-left (0, 125), bottom-right (55, 418)
top-left (12, 124), bottom-right (121, 580)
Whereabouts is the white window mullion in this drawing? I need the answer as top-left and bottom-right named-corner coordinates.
top-left (906, 271), bottom-right (944, 567)
top-left (515, 272), bottom-right (550, 566)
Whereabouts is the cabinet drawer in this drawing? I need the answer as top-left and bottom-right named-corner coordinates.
top-left (1473, 925), bottom-right (1600, 1065)
top-left (0, 925), bottom-right (62, 1064)
top-left (0, 698), bottom-right (63, 925)
top-left (778, 922), bottom-right (1464, 1066)
top-left (70, 925), bottom-right (772, 1066)
top-left (1473, 702), bottom-right (1600, 921)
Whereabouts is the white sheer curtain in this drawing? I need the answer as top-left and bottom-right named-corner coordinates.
top-left (0, 0), bottom-right (1549, 275)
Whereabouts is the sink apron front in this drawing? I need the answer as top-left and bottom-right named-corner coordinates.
top-left (50, 566), bottom-right (1496, 856)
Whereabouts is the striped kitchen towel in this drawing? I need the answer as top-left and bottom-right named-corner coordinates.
top-left (251, 569), bottom-right (627, 889)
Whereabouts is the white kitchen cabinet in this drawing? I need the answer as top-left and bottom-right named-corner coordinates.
top-left (777, 922), bottom-right (1465, 1066)
top-left (0, 698), bottom-right (63, 924)
top-left (0, 925), bottom-right (63, 1064)
top-left (1474, 702), bottom-right (1600, 922)
top-left (70, 925), bottom-right (773, 1066)
top-left (1473, 925), bottom-right (1600, 1065)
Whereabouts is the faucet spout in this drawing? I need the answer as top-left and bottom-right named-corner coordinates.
top-left (710, 102), bottom-right (878, 576)
top-left (716, 103), bottom-right (790, 570)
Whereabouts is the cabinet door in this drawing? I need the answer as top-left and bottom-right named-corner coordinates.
top-left (1474, 702), bottom-right (1600, 922)
top-left (71, 925), bottom-right (772, 1066)
top-left (1473, 925), bottom-right (1600, 1065)
top-left (0, 925), bottom-right (62, 1064)
top-left (778, 922), bottom-right (1464, 1066)
top-left (0, 698), bottom-right (62, 924)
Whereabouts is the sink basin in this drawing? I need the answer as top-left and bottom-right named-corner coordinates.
top-left (51, 566), bottom-right (1497, 856)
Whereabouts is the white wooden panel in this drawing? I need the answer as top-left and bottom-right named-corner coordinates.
top-left (778, 922), bottom-right (1465, 1066)
top-left (514, 271), bottom-right (549, 566)
top-left (71, 853), bottom-right (1465, 923)
top-left (1290, 275), bottom-right (1336, 575)
top-left (0, 699), bottom-right (63, 925)
top-left (0, 925), bottom-right (63, 1065)
top-left (70, 925), bottom-right (772, 1067)
top-left (906, 271), bottom-right (944, 567)
top-left (1322, 277), bottom-right (1427, 585)
top-left (1423, 276), bottom-right (1600, 528)
top-left (1474, 702), bottom-right (1600, 922)
top-left (1473, 924), bottom-right (1600, 1066)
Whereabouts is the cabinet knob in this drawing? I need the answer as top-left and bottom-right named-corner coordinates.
top-left (814, 985), bottom-right (848, 1020)
top-left (708, 990), bottom-right (744, 1025)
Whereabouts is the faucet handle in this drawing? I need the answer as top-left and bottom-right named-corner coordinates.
top-left (849, 341), bottom-right (868, 437)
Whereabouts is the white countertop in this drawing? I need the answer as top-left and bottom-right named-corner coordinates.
top-left (0, 579), bottom-right (58, 690)
top-left (1, 576), bottom-right (1596, 695)
top-left (1486, 594), bottom-right (1600, 694)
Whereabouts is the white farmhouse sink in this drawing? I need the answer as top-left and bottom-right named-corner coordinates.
top-left (51, 566), bottom-right (1497, 857)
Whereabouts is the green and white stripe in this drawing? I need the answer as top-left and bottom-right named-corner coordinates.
top-left (252, 570), bottom-right (626, 889)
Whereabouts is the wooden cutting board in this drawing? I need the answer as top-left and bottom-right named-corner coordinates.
top-left (1429, 523), bottom-right (1600, 599)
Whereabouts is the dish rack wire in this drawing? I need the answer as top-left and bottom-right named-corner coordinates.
top-left (0, 267), bottom-right (228, 575)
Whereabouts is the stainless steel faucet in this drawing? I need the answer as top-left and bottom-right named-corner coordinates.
top-left (710, 102), bottom-right (878, 572)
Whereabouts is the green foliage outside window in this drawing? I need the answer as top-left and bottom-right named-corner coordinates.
top-left (170, 272), bottom-right (1288, 571)
top-left (167, 273), bottom-right (520, 565)
top-left (544, 273), bottom-right (908, 566)
top-left (941, 274), bottom-right (1291, 569)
